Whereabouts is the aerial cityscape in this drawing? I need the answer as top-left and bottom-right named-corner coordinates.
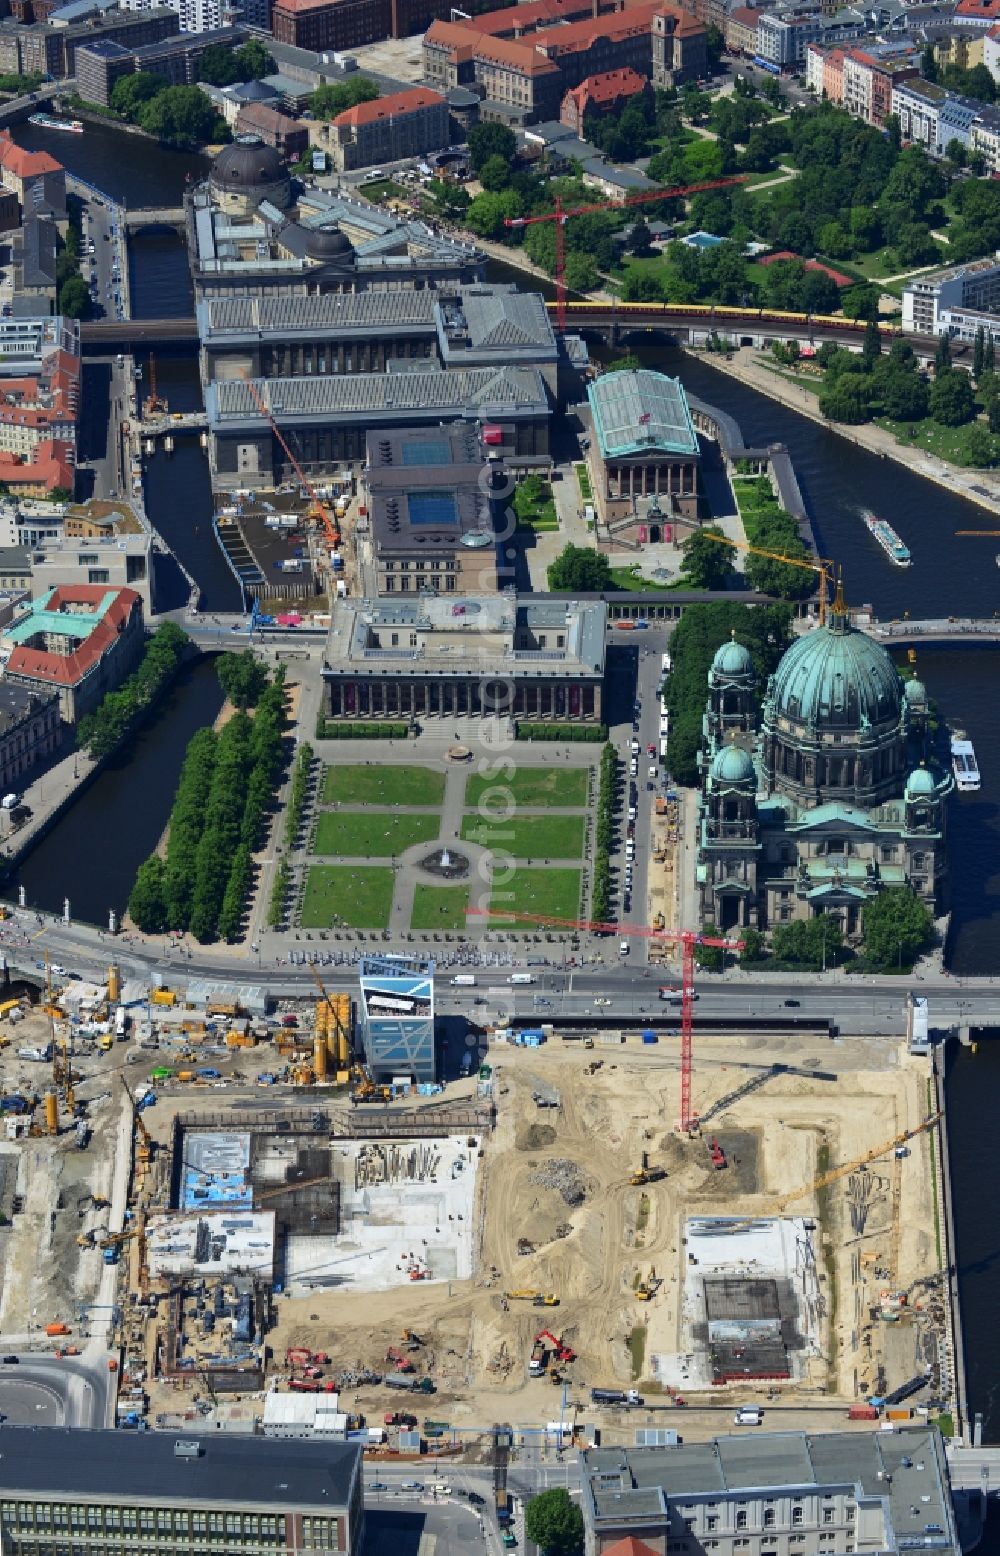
top-left (0, 0), bottom-right (998, 1551)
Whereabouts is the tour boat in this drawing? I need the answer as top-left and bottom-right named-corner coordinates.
top-left (951, 731), bottom-right (981, 792)
top-left (863, 510), bottom-right (911, 566)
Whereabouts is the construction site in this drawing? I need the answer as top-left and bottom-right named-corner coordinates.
top-left (0, 950), bottom-right (954, 1451)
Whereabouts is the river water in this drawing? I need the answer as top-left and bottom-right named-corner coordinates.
top-left (18, 136), bottom-right (1000, 1433)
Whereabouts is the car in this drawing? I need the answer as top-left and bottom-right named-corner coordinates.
top-left (468, 1491), bottom-right (486, 1506)
top-left (2, 1355), bottom-right (17, 1364)
top-left (783, 998), bottom-right (800, 1007)
top-left (400, 1481), bottom-right (424, 1491)
top-left (502, 1534), bottom-right (518, 1548)
top-left (594, 997), bottom-right (611, 1006)
top-left (369, 1481), bottom-right (389, 1491)
top-left (647, 743), bottom-right (656, 755)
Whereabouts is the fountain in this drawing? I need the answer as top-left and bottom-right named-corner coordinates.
top-left (420, 846), bottom-right (470, 880)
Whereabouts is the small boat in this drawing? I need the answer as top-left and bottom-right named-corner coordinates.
top-left (995, 553), bottom-right (1000, 568)
top-left (27, 113), bottom-right (83, 133)
top-left (951, 730), bottom-right (981, 792)
top-left (863, 510), bottom-right (911, 566)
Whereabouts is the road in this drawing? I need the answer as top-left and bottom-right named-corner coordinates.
top-left (0, 1352), bottom-right (113, 1431)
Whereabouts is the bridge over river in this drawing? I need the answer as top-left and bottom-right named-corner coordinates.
top-left (868, 618), bottom-right (1000, 646)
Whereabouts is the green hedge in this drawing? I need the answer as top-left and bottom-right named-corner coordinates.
top-left (267, 858), bottom-right (291, 929)
top-left (316, 718), bottom-right (409, 739)
top-left (284, 742), bottom-right (313, 847)
top-left (516, 723), bottom-right (608, 742)
top-left (591, 741), bottom-right (617, 923)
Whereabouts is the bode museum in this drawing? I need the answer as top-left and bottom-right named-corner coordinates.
top-left (696, 592), bottom-right (952, 937)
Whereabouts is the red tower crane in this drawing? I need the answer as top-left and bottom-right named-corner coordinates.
top-left (468, 909), bottom-right (742, 1132)
top-left (243, 378), bottom-right (342, 551)
top-left (504, 176), bottom-right (747, 333)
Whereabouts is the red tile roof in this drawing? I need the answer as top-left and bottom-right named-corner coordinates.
top-left (0, 439), bottom-right (74, 493)
top-left (602, 1539), bottom-right (663, 1556)
top-left (729, 5), bottom-right (761, 25)
top-left (7, 586), bottom-right (141, 689)
top-left (564, 65), bottom-right (649, 113)
top-left (333, 86), bottom-right (446, 127)
top-left (955, 0), bottom-right (1000, 16)
top-left (471, 0), bottom-right (652, 33)
top-left (533, 2), bottom-right (660, 52)
top-left (0, 131), bottom-right (62, 180)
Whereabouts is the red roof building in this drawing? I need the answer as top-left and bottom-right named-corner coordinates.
top-left (3, 583), bottom-right (145, 723)
top-left (331, 86), bottom-right (449, 172)
top-left (0, 132), bottom-right (65, 215)
top-left (955, 0), bottom-right (1000, 25)
top-left (601, 1539), bottom-right (663, 1556)
top-left (560, 65), bottom-right (651, 133)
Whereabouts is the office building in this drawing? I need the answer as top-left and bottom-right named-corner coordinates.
top-left (206, 364), bottom-right (550, 486)
top-left (892, 74), bottom-right (1000, 167)
top-left (364, 423), bottom-right (499, 597)
top-left (1, 583), bottom-right (144, 723)
top-left (189, 170), bottom-right (482, 302)
top-left (0, 7), bottom-right (180, 78)
top-left (357, 954), bottom-right (435, 1081)
top-left (0, 1425), bottom-right (364, 1556)
top-left (585, 368), bottom-right (701, 541)
top-left (75, 39), bottom-right (138, 105)
top-left (330, 87), bottom-right (448, 172)
top-left (902, 251), bottom-right (1000, 336)
top-left (322, 594), bottom-right (607, 724)
top-left (424, 2), bottom-right (705, 123)
top-left (11, 214), bottom-right (58, 315)
top-left (30, 523), bottom-right (154, 613)
top-left (580, 1428), bottom-right (959, 1556)
top-left (120, 0), bottom-right (241, 30)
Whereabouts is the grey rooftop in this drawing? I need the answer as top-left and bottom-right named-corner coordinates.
top-left (207, 366), bottom-right (549, 429)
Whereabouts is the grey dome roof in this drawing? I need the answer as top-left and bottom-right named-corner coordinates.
top-left (710, 745), bottom-right (756, 786)
top-left (712, 633), bottom-right (753, 679)
top-left (906, 763), bottom-right (936, 797)
top-left (304, 224), bottom-right (354, 260)
top-left (770, 618), bottom-right (902, 732)
top-left (211, 136), bottom-right (286, 193)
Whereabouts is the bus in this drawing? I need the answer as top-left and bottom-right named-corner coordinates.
top-left (115, 1007), bottom-right (129, 1040)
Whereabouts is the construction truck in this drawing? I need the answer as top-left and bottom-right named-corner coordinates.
top-left (630, 1152), bottom-right (666, 1186)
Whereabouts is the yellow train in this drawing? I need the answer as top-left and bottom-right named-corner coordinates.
top-left (553, 300), bottom-right (903, 335)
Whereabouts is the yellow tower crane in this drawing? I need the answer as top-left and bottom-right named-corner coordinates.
top-left (697, 531), bottom-right (838, 626)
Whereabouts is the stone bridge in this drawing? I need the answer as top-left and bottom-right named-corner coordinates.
top-left (122, 207), bottom-right (187, 230)
top-left (0, 84), bottom-right (60, 130)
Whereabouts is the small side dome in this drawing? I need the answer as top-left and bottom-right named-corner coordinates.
top-left (304, 223), bottom-right (355, 261)
top-left (711, 745), bottom-right (756, 786)
top-left (906, 762), bottom-right (936, 798)
top-left (711, 631), bottom-right (753, 679)
top-left (904, 677), bottom-right (927, 704)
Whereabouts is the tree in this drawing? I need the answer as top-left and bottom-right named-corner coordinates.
top-left (465, 189), bottom-right (521, 239)
top-left (564, 251), bottom-right (598, 292)
top-left (771, 913), bottom-right (843, 969)
top-left (921, 43), bottom-right (938, 83)
top-left (880, 369), bottom-right (929, 421)
top-left (197, 43), bottom-right (242, 86)
top-left (739, 926), bottom-right (766, 965)
top-left (110, 71), bottom-right (162, 120)
top-left (861, 886), bottom-right (933, 970)
top-left (841, 285), bottom-right (880, 322)
top-left (819, 374), bottom-right (871, 424)
top-left (127, 855), bottom-right (169, 933)
top-left (695, 923), bottom-right (724, 972)
top-left (310, 77), bottom-right (378, 119)
top-left (862, 317), bottom-right (882, 370)
top-left (235, 38), bottom-right (271, 79)
top-left (138, 84), bottom-right (221, 145)
top-left (468, 120), bottom-right (516, 172)
top-left (547, 543), bottom-right (612, 592)
top-left (680, 525), bottom-right (735, 591)
top-left (478, 153), bottom-right (511, 192)
top-left (936, 333), bottom-right (952, 374)
top-left (957, 423), bottom-right (998, 466)
top-left (216, 649), bottom-right (269, 709)
top-left (524, 1490), bottom-right (584, 1556)
top-left (629, 218), bottom-right (653, 255)
top-left (58, 273), bottom-right (89, 319)
top-left (929, 370), bottom-right (975, 427)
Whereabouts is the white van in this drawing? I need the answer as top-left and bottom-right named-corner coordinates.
top-left (619, 940), bottom-right (630, 956)
top-left (452, 975), bottom-right (476, 986)
top-left (509, 973), bottom-right (534, 985)
top-left (734, 1407), bottom-right (763, 1426)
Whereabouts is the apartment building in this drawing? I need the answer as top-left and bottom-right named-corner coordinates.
top-left (330, 86), bottom-right (448, 171)
top-left (903, 251), bottom-right (1000, 332)
top-left (892, 73), bottom-right (1000, 164)
top-left (0, 680), bottom-right (61, 792)
top-left (756, 10), bottom-right (827, 67)
top-left (0, 134), bottom-right (65, 218)
top-left (0, 1427), bottom-right (365, 1556)
top-left (0, 316), bottom-right (79, 496)
top-left (954, 0), bottom-right (1000, 26)
top-left (726, 4), bottom-right (763, 53)
top-left (580, 1429), bottom-right (959, 1556)
top-left (0, 6), bottom-right (179, 77)
top-left (838, 41), bottom-right (919, 122)
top-left (984, 20), bottom-right (1000, 77)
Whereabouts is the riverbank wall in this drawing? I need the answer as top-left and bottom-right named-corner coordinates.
top-left (687, 390), bottom-right (820, 557)
top-left (935, 1046), bottom-right (971, 1444)
top-left (691, 345), bottom-right (1000, 523)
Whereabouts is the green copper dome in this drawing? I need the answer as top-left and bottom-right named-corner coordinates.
top-left (712, 633), bottom-right (754, 679)
top-left (906, 763), bottom-right (936, 797)
top-left (770, 619), bottom-right (902, 732)
top-left (904, 677), bottom-right (927, 703)
top-left (711, 745), bottom-right (756, 786)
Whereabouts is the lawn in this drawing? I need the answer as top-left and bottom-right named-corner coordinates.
top-left (410, 884), bottom-right (471, 931)
top-left (465, 767), bottom-right (589, 810)
top-left (314, 811), bottom-right (440, 857)
top-left (877, 414), bottom-right (997, 467)
top-left (321, 764), bottom-right (445, 807)
top-left (575, 463), bottom-right (593, 502)
top-left (461, 813), bottom-right (585, 859)
top-left (358, 178), bottom-right (408, 203)
top-left (301, 865), bottom-right (395, 929)
top-left (486, 866), bottom-right (583, 926)
top-left (609, 565), bottom-right (678, 593)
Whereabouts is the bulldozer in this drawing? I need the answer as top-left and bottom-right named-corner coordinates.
top-left (629, 1152), bottom-right (666, 1187)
